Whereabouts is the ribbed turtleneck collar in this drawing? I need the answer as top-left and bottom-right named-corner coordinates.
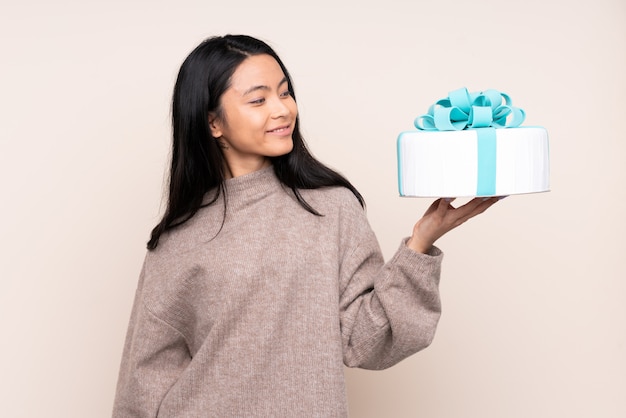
top-left (223, 165), bottom-right (282, 202)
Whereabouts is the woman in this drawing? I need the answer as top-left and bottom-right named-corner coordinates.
top-left (113, 34), bottom-right (499, 417)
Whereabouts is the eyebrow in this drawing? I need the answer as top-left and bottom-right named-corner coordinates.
top-left (242, 77), bottom-right (288, 96)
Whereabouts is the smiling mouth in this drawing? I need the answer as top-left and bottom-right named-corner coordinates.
top-left (267, 125), bottom-right (291, 134)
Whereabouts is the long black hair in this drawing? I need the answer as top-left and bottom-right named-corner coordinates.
top-left (147, 34), bottom-right (364, 250)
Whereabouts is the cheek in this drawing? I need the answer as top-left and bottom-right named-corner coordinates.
top-left (228, 109), bottom-right (264, 136)
top-left (240, 108), bottom-right (267, 127)
top-left (288, 99), bottom-right (298, 116)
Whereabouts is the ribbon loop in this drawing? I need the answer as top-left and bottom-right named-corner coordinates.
top-left (448, 88), bottom-right (473, 112)
top-left (468, 105), bottom-right (493, 128)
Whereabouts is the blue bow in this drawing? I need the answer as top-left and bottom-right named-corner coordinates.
top-left (414, 87), bottom-right (525, 131)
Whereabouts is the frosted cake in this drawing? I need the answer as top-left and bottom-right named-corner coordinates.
top-left (397, 88), bottom-right (550, 197)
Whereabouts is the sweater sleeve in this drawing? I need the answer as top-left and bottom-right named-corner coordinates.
top-left (112, 263), bottom-right (192, 418)
top-left (338, 200), bottom-right (443, 370)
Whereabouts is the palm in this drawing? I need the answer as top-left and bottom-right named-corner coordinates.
top-left (407, 197), bottom-right (501, 253)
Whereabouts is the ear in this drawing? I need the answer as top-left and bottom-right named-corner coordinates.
top-left (208, 113), bottom-right (223, 138)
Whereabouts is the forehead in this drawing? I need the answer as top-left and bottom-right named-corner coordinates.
top-left (229, 54), bottom-right (286, 91)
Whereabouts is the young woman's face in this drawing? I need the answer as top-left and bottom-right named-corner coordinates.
top-left (209, 54), bottom-right (298, 177)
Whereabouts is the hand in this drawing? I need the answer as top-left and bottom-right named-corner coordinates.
top-left (406, 197), bottom-right (502, 253)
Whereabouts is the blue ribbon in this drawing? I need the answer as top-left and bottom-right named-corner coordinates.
top-left (414, 87), bottom-right (526, 196)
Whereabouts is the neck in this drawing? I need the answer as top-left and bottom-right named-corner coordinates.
top-left (223, 157), bottom-right (271, 179)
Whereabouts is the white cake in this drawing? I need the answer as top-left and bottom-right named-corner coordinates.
top-left (397, 88), bottom-right (550, 198)
top-left (397, 127), bottom-right (550, 197)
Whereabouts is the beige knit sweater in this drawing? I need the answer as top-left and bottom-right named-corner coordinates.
top-left (113, 166), bottom-right (443, 417)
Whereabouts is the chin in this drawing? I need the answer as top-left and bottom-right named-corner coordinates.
top-left (270, 141), bottom-right (294, 157)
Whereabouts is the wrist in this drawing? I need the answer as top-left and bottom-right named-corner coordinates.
top-left (406, 236), bottom-right (432, 254)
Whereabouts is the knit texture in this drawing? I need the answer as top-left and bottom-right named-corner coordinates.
top-left (113, 166), bottom-right (443, 417)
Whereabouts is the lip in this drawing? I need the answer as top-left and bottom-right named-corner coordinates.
top-left (266, 124), bottom-right (293, 136)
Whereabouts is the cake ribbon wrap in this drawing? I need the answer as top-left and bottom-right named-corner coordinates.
top-left (414, 87), bottom-right (526, 196)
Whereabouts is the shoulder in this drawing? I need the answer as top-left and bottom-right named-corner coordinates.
top-left (153, 199), bottom-right (224, 255)
top-left (138, 220), bottom-right (210, 319)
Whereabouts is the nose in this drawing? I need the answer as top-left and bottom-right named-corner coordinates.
top-left (270, 95), bottom-right (290, 119)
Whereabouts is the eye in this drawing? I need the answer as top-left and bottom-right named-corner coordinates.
top-left (249, 97), bottom-right (265, 105)
top-left (280, 90), bottom-right (291, 98)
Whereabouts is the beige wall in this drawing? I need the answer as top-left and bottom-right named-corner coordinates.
top-left (1, 0), bottom-right (624, 417)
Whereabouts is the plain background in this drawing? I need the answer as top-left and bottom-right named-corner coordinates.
top-left (1, 0), bottom-right (624, 417)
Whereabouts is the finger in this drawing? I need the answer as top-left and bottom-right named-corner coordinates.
top-left (422, 198), bottom-right (446, 218)
top-left (422, 198), bottom-right (442, 217)
top-left (442, 197), bottom-right (481, 222)
top-left (452, 197), bottom-right (499, 226)
top-left (452, 196), bottom-right (495, 217)
top-left (437, 197), bottom-right (455, 216)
